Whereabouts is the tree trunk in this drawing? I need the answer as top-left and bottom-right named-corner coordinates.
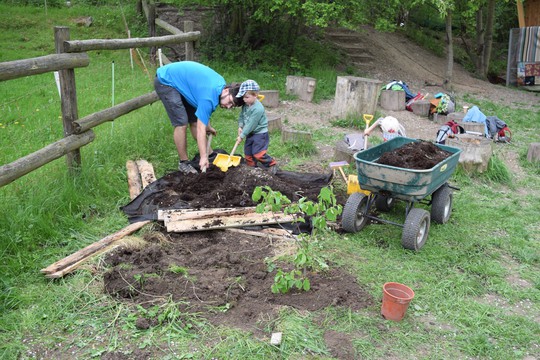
top-left (482, 0), bottom-right (496, 78)
top-left (444, 10), bottom-right (454, 90)
top-left (475, 7), bottom-right (485, 77)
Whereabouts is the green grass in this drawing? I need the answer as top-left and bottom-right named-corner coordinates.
top-left (1, 3), bottom-right (540, 360)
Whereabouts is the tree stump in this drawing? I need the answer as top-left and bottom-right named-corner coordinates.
top-left (266, 112), bottom-right (282, 132)
top-left (281, 128), bottom-right (312, 143)
top-left (332, 76), bottom-right (382, 119)
top-left (432, 113), bottom-right (448, 124)
top-left (333, 139), bottom-right (357, 165)
top-left (458, 122), bottom-right (484, 135)
top-left (447, 134), bottom-right (493, 173)
top-left (260, 90), bottom-right (279, 108)
top-left (410, 100), bottom-right (431, 117)
top-left (380, 90), bottom-right (405, 111)
top-left (447, 112), bottom-right (465, 123)
top-left (286, 76), bottom-right (316, 102)
top-left (527, 143), bottom-right (540, 162)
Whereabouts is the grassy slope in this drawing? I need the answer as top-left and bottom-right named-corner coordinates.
top-left (1, 3), bottom-right (539, 360)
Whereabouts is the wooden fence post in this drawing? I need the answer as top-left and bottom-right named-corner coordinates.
top-left (147, 2), bottom-right (157, 65)
top-left (184, 20), bottom-right (194, 60)
top-left (54, 26), bottom-right (81, 174)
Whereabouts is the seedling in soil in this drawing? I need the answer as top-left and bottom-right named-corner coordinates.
top-left (253, 186), bottom-right (342, 294)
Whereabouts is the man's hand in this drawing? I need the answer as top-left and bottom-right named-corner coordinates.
top-left (236, 136), bottom-right (244, 143)
top-left (199, 157), bottom-right (210, 172)
top-left (207, 126), bottom-right (217, 136)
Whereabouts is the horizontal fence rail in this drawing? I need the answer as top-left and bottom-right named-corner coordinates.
top-left (64, 32), bottom-right (200, 52)
top-left (73, 92), bottom-right (159, 133)
top-left (0, 131), bottom-right (95, 187)
top-left (0, 53), bottom-right (89, 81)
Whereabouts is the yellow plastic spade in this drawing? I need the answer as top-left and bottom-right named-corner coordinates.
top-left (213, 139), bottom-right (242, 172)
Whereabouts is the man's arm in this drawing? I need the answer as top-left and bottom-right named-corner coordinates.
top-left (197, 120), bottom-right (209, 171)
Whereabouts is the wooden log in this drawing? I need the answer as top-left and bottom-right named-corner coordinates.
top-left (281, 128), bottom-right (312, 143)
top-left (0, 53), bottom-right (89, 82)
top-left (64, 32), bottom-right (201, 53)
top-left (286, 76), bottom-right (316, 102)
top-left (156, 18), bottom-right (182, 34)
top-left (527, 143), bottom-right (540, 162)
top-left (380, 90), bottom-right (405, 111)
top-left (126, 160), bottom-right (143, 200)
top-left (331, 76), bottom-right (382, 119)
top-left (266, 112), bottom-right (282, 132)
top-left (73, 92), bottom-right (159, 133)
top-left (41, 220), bottom-right (151, 277)
top-left (0, 131), bottom-right (95, 188)
top-left (410, 100), bottom-right (431, 117)
top-left (136, 159), bottom-right (156, 188)
top-left (165, 211), bottom-right (295, 233)
top-left (260, 90), bottom-right (279, 108)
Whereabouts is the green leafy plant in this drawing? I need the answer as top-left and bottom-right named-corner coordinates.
top-left (252, 186), bottom-right (342, 294)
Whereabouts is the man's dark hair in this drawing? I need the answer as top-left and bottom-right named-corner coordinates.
top-left (226, 83), bottom-right (244, 106)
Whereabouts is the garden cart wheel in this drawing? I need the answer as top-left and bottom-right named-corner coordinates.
top-left (375, 195), bottom-right (395, 212)
top-left (430, 184), bottom-right (453, 224)
top-left (401, 208), bottom-right (430, 250)
top-left (342, 193), bottom-right (369, 233)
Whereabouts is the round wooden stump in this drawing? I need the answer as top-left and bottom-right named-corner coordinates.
top-left (527, 142), bottom-right (540, 162)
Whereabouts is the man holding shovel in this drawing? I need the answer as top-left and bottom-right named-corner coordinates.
top-left (154, 61), bottom-right (242, 174)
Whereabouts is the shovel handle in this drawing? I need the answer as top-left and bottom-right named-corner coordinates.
top-left (230, 138), bottom-right (241, 157)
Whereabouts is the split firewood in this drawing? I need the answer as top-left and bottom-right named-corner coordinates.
top-left (126, 160), bottom-right (143, 199)
top-left (136, 159), bottom-right (156, 188)
top-left (41, 220), bottom-right (151, 277)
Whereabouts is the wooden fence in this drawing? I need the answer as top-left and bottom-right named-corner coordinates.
top-left (0, 4), bottom-right (199, 188)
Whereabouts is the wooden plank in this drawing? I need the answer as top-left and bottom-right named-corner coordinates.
top-left (165, 212), bottom-right (295, 233)
top-left (41, 220), bottom-right (151, 275)
top-left (225, 228), bottom-right (294, 240)
top-left (158, 207), bottom-right (257, 222)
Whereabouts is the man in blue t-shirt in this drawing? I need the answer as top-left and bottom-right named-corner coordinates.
top-left (154, 61), bottom-right (241, 173)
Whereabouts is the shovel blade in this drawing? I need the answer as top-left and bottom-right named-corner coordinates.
top-left (213, 153), bottom-right (241, 172)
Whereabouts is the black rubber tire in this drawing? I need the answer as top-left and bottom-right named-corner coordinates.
top-left (375, 195), bottom-right (395, 212)
top-left (431, 184), bottom-right (453, 224)
top-left (342, 193), bottom-right (369, 233)
top-left (401, 208), bottom-right (430, 251)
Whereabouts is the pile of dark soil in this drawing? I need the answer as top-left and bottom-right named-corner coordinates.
top-left (121, 165), bottom-right (339, 222)
top-left (378, 141), bottom-right (452, 169)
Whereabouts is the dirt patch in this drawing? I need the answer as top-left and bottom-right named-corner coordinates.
top-left (106, 164), bottom-right (374, 335)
